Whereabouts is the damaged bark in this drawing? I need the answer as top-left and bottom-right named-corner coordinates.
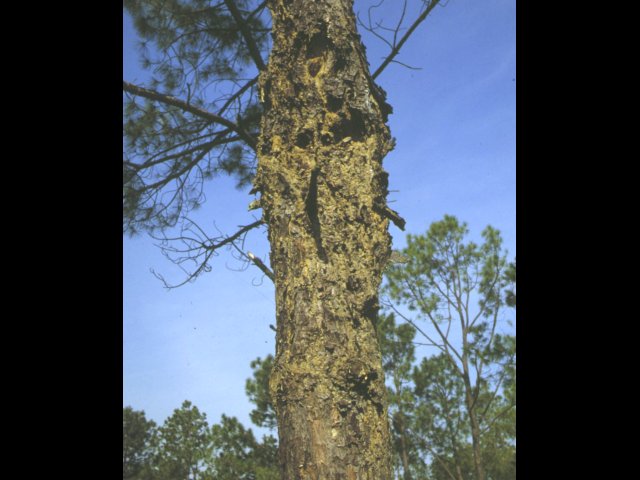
top-left (254, 0), bottom-right (397, 478)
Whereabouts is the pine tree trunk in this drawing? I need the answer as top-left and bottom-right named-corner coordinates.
top-left (462, 358), bottom-right (486, 480)
top-left (397, 412), bottom-right (413, 480)
top-left (254, 1), bottom-right (396, 478)
top-left (468, 407), bottom-right (486, 480)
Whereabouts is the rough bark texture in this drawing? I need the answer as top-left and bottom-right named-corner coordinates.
top-left (254, 0), bottom-right (396, 478)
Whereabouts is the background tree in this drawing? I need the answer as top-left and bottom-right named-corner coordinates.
top-left (412, 353), bottom-right (470, 480)
top-left (124, 1), bottom-right (445, 476)
top-left (245, 355), bottom-right (277, 431)
top-left (384, 215), bottom-right (516, 480)
top-left (206, 355), bottom-right (280, 479)
top-left (124, 407), bottom-right (157, 480)
top-left (123, 353), bottom-right (283, 480)
top-left (208, 354), bottom-right (280, 479)
top-left (149, 400), bottom-right (214, 480)
top-left (376, 313), bottom-right (427, 479)
top-left (210, 414), bottom-right (279, 480)
top-left (504, 259), bottom-right (516, 308)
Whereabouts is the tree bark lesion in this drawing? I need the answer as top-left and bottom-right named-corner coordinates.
top-left (303, 166), bottom-right (327, 261)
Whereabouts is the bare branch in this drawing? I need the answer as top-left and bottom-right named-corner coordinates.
top-left (150, 219), bottom-right (265, 289)
top-left (373, 204), bottom-right (406, 230)
top-left (226, 240), bottom-right (275, 283)
top-left (393, 0), bottom-right (409, 48)
top-left (389, 59), bottom-right (422, 71)
top-left (357, 8), bottom-right (393, 49)
top-left (247, 251), bottom-right (275, 282)
top-left (203, 220), bottom-right (264, 251)
top-left (123, 80), bottom-right (257, 150)
top-left (372, 0), bottom-right (441, 80)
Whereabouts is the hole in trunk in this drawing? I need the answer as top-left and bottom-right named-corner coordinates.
top-left (326, 94), bottom-right (343, 112)
top-left (308, 60), bottom-right (321, 77)
top-left (329, 108), bottom-right (367, 142)
top-left (295, 130), bottom-right (313, 148)
top-left (306, 32), bottom-right (330, 59)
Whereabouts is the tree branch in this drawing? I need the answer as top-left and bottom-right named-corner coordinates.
top-left (203, 220), bottom-right (264, 252)
top-left (478, 355), bottom-right (513, 423)
top-left (135, 142), bottom-right (215, 193)
top-left (422, 442), bottom-right (459, 480)
top-left (247, 0), bottom-right (269, 22)
top-left (217, 76), bottom-right (259, 116)
top-left (372, 0), bottom-right (441, 80)
top-left (224, 0), bottom-right (266, 71)
top-left (247, 251), bottom-right (275, 282)
top-left (373, 204), bottom-right (406, 230)
top-left (150, 219), bottom-right (264, 289)
top-left (129, 134), bottom-right (240, 174)
top-left (128, 129), bottom-right (231, 170)
top-left (479, 404), bottom-right (515, 436)
top-left (123, 81), bottom-right (257, 151)
top-left (403, 278), bottom-right (464, 368)
top-left (388, 59), bottom-right (422, 71)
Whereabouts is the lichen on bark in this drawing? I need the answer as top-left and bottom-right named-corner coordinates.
top-left (254, 1), bottom-right (397, 478)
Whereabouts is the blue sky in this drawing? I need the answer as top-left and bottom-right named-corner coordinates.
top-left (123, 0), bottom-right (515, 434)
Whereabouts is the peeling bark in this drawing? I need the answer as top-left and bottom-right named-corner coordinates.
top-left (254, 0), bottom-right (396, 478)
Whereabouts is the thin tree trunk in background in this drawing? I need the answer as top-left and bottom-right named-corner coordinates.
top-left (467, 403), bottom-right (485, 480)
top-left (462, 358), bottom-right (486, 480)
top-left (397, 412), bottom-right (413, 480)
top-left (255, 0), bottom-right (396, 477)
